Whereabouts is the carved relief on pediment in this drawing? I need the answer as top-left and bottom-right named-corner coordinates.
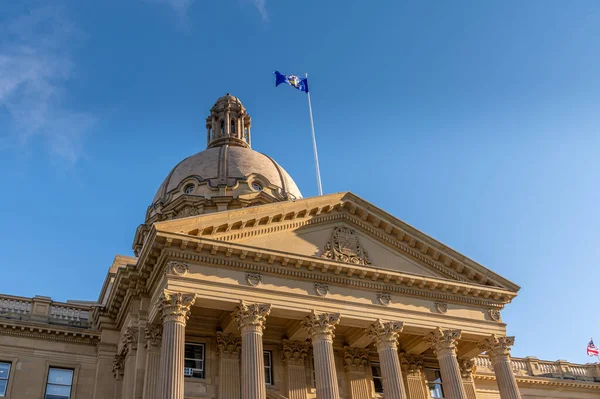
top-left (321, 226), bottom-right (371, 266)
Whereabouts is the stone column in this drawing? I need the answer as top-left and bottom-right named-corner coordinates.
top-left (121, 326), bottom-right (139, 399)
top-left (368, 320), bottom-right (407, 399)
top-left (399, 354), bottom-right (428, 399)
top-left (282, 340), bottom-right (310, 399)
top-left (302, 311), bottom-right (341, 399)
top-left (143, 325), bottom-right (163, 399)
top-left (427, 328), bottom-right (467, 399)
top-left (480, 336), bottom-right (522, 399)
top-left (342, 346), bottom-right (370, 399)
top-left (157, 291), bottom-right (196, 399)
top-left (234, 301), bottom-right (272, 399)
top-left (459, 359), bottom-right (477, 399)
top-left (113, 354), bottom-right (125, 399)
top-left (217, 332), bottom-right (242, 399)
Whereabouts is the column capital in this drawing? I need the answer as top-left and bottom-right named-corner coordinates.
top-left (118, 326), bottom-right (139, 355)
top-left (427, 327), bottom-right (462, 355)
top-left (145, 324), bottom-right (163, 348)
top-left (282, 339), bottom-right (309, 366)
top-left (342, 346), bottom-right (369, 372)
top-left (459, 358), bottom-right (477, 379)
top-left (112, 353), bottom-right (125, 381)
top-left (368, 319), bottom-right (404, 349)
top-left (480, 335), bottom-right (515, 359)
top-left (158, 291), bottom-right (196, 324)
top-left (234, 301), bottom-right (271, 333)
top-left (400, 353), bottom-right (424, 376)
top-left (216, 332), bottom-right (241, 358)
top-left (301, 310), bottom-right (341, 341)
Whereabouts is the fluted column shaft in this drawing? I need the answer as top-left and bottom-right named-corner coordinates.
top-left (302, 311), bottom-right (341, 399)
top-left (143, 325), bottom-right (162, 399)
top-left (481, 336), bottom-right (522, 399)
top-left (157, 292), bottom-right (196, 399)
top-left (428, 328), bottom-right (467, 399)
top-left (368, 320), bottom-right (407, 399)
top-left (343, 346), bottom-right (370, 399)
top-left (234, 302), bottom-right (272, 399)
top-left (217, 332), bottom-right (242, 399)
top-left (283, 340), bottom-right (309, 399)
top-left (400, 355), bottom-right (428, 399)
top-left (459, 359), bottom-right (477, 399)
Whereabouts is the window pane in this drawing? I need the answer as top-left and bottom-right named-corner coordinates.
top-left (184, 344), bottom-right (204, 360)
top-left (371, 364), bottom-right (381, 378)
top-left (263, 352), bottom-right (271, 366)
top-left (46, 383), bottom-right (72, 398)
top-left (48, 369), bottom-right (73, 385)
top-left (184, 360), bottom-right (203, 370)
top-left (428, 383), bottom-right (444, 399)
top-left (0, 379), bottom-right (7, 397)
top-left (373, 377), bottom-right (384, 394)
top-left (0, 363), bottom-right (10, 380)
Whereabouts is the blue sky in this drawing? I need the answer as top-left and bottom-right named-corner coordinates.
top-left (1, 0), bottom-right (599, 364)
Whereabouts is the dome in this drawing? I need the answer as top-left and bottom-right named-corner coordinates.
top-left (142, 94), bottom-right (302, 226)
top-left (151, 145), bottom-right (302, 205)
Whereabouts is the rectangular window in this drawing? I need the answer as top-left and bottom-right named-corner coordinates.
top-left (184, 343), bottom-right (205, 379)
top-left (371, 363), bottom-right (383, 394)
top-left (425, 368), bottom-right (445, 399)
top-left (264, 350), bottom-right (273, 385)
top-left (0, 362), bottom-right (11, 397)
top-left (45, 368), bottom-right (74, 399)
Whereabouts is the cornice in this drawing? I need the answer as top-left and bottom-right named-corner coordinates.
top-left (474, 374), bottom-right (600, 390)
top-left (0, 320), bottom-right (100, 345)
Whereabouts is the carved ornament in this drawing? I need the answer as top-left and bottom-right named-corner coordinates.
top-left (233, 301), bottom-right (272, 332)
top-left (400, 354), bottom-right (424, 376)
top-left (216, 332), bottom-right (241, 357)
top-left (158, 291), bottom-right (196, 324)
top-left (167, 261), bottom-right (189, 276)
top-left (321, 226), bottom-right (371, 265)
top-left (459, 358), bottom-right (477, 379)
top-left (368, 319), bottom-right (404, 348)
top-left (174, 205), bottom-right (204, 219)
top-left (302, 311), bottom-right (341, 341)
top-left (112, 354), bottom-right (125, 380)
top-left (434, 302), bottom-right (447, 314)
top-left (245, 273), bottom-right (262, 287)
top-left (314, 282), bottom-right (329, 297)
top-left (427, 327), bottom-right (462, 355)
top-left (119, 326), bottom-right (139, 354)
top-left (343, 346), bottom-right (369, 372)
top-left (282, 339), bottom-right (309, 366)
top-left (488, 309), bottom-right (501, 322)
top-left (376, 292), bottom-right (391, 306)
top-left (145, 325), bottom-right (163, 348)
top-left (479, 335), bottom-right (515, 359)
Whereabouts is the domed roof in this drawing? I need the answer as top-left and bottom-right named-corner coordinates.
top-left (152, 145), bottom-right (302, 205)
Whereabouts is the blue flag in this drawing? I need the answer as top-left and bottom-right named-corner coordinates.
top-left (274, 71), bottom-right (309, 93)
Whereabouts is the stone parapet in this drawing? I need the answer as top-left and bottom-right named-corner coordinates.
top-left (474, 356), bottom-right (600, 382)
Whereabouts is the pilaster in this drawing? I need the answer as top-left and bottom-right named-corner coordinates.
top-left (113, 353), bottom-right (125, 399)
top-left (459, 359), bottom-right (477, 399)
top-left (400, 354), bottom-right (427, 399)
top-left (217, 332), bottom-right (242, 399)
top-left (143, 324), bottom-right (162, 399)
top-left (343, 346), bottom-right (370, 399)
top-left (282, 340), bottom-right (310, 399)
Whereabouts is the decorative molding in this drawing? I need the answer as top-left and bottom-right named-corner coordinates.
top-left (167, 261), bottom-right (189, 276)
top-left (119, 326), bottom-right (139, 355)
top-left (376, 292), bottom-right (391, 306)
top-left (314, 282), bottom-right (329, 297)
top-left (368, 319), bottom-right (403, 348)
top-left (343, 346), bottom-right (369, 372)
top-left (428, 327), bottom-right (462, 355)
top-left (157, 291), bottom-right (196, 324)
top-left (113, 353), bottom-right (125, 380)
top-left (245, 273), bottom-right (262, 287)
top-left (459, 358), bottom-right (477, 379)
top-left (233, 301), bottom-right (271, 332)
top-left (0, 322), bottom-right (100, 345)
top-left (145, 324), bottom-right (162, 348)
top-left (282, 339), bottom-right (309, 366)
top-left (321, 226), bottom-right (371, 266)
top-left (480, 335), bottom-right (515, 359)
top-left (434, 302), bottom-right (448, 314)
top-left (302, 310), bottom-right (340, 341)
top-left (488, 309), bottom-right (501, 322)
top-left (473, 374), bottom-right (600, 390)
top-left (173, 205), bottom-right (204, 220)
top-left (216, 332), bottom-right (241, 357)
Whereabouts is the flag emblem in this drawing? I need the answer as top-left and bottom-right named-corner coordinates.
top-left (587, 339), bottom-right (599, 357)
top-left (288, 75), bottom-right (301, 88)
top-left (273, 71), bottom-right (309, 93)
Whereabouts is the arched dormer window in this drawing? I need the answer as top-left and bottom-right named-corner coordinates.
top-left (231, 119), bottom-right (236, 134)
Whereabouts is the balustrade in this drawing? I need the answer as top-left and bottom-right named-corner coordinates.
top-left (0, 294), bottom-right (90, 327)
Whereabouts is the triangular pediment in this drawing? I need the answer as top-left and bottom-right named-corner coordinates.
top-left (153, 192), bottom-right (519, 292)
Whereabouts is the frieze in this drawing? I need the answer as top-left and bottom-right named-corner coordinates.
top-left (321, 226), bottom-right (371, 266)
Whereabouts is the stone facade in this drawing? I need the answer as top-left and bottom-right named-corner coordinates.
top-left (1, 96), bottom-right (599, 399)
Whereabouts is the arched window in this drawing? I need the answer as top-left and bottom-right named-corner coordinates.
top-left (208, 127), bottom-right (213, 140)
top-left (220, 120), bottom-right (225, 135)
top-left (231, 119), bottom-right (236, 134)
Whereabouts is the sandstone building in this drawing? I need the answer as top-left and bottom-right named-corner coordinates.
top-left (0, 95), bottom-right (599, 399)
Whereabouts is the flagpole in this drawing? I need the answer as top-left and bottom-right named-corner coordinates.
top-left (305, 73), bottom-right (323, 196)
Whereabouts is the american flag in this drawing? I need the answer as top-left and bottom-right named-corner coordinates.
top-left (587, 339), bottom-right (599, 357)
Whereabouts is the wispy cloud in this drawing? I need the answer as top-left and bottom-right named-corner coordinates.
top-left (251, 0), bottom-right (269, 23)
top-left (149, 0), bottom-right (196, 30)
top-left (0, 7), bottom-right (93, 163)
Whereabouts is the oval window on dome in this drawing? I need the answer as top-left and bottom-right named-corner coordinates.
top-left (184, 184), bottom-right (195, 194)
top-left (252, 182), bottom-right (263, 191)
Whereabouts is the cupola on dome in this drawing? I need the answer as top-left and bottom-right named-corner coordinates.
top-left (142, 94), bottom-right (302, 230)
